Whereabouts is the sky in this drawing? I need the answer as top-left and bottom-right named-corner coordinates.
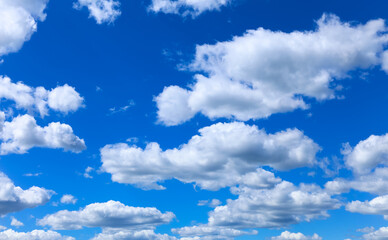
top-left (0, 0), bottom-right (388, 239)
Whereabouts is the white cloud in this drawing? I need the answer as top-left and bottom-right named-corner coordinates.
top-left (149, 0), bottom-right (230, 17)
top-left (0, 76), bottom-right (84, 117)
top-left (0, 229), bottom-right (74, 240)
top-left (74, 0), bottom-right (121, 24)
top-left (346, 195), bottom-right (388, 220)
top-left (38, 200), bottom-right (175, 230)
top-left (0, 114), bottom-right (86, 155)
top-left (197, 199), bottom-right (221, 208)
top-left (83, 166), bottom-right (94, 179)
top-left (91, 229), bottom-right (177, 240)
top-left (206, 181), bottom-right (340, 229)
top-left (271, 231), bottom-right (322, 240)
top-left (0, 172), bottom-right (53, 216)
top-left (100, 122), bottom-right (319, 190)
top-left (10, 217), bottom-right (23, 227)
top-left (382, 51), bottom-right (388, 74)
top-left (156, 14), bottom-right (388, 125)
top-left (362, 227), bottom-right (388, 240)
top-left (173, 226), bottom-right (257, 240)
top-left (60, 194), bottom-right (77, 205)
top-left (0, 0), bottom-right (49, 57)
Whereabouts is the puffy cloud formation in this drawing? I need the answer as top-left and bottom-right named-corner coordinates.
top-left (38, 200), bottom-right (175, 230)
top-left (10, 217), bottom-right (23, 227)
top-left (60, 194), bottom-right (77, 204)
top-left (0, 76), bottom-right (84, 117)
top-left (0, 229), bottom-right (74, 240)
top-left (156, 14), bottom-right (388, 125)
top-left (0, 172), bottom-right (53, 216)
top-left (0, 114), bottom-right (86, 155)
top-left (101, 122), bottom-right (319, 190)
top-left (173, 226), bottom-right (257, 240)
top-left (91, 230), bottom-right (177, 240)
top-left (206, 181), bottom-right (340, 229)
top-left (149, 0), bottom-right (230, 17)
top-left (74, 0), bottom-right (121, 24)
top-left (0, 0), bottom-right (49, 57)
top-left (362, 227), bottom-right (388, 240)
top-left (271, 231), bottom-right (322, 240)
top-left (346, 195), bottom-right (388, 220)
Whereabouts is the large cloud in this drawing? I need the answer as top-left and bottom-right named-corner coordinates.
top-left (156, 14), bottom-right (388, 126)
top-left (362, 227), bottom-right (388, 240)
top-left (149, 0), bottom-right (230, 17)
top-left (206, 181), bottom-right (340, 229)
top-left (0, 0), bottom-right (49, 57)
top-left (0, 172), bottom-right (53, 216)
top-left (38, 200), bottom-right (175, 230)
top-left (0, 229), bottom-right (74, 240)
top-left (0, 113), bottom-right (86, 154)
top-left (346, 195), bottom-right (388, 220)
top-left (0, 76), bottom-right (84, 117)
top-left (271, 231), bottom-right (322, 240)
top-left (100, 122), bottom-right (319, 190)
top-left (73, 0), bottom-right (121, 24)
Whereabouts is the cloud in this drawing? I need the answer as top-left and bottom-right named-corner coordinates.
top-left (60, 194), bottom-right (77, 205)
top-left (74, 0), bottom-right (121, 24)
top-left (197, 199), bottom-right (222, 208)
top-left (0, 229), bottom-right (74, 240)
top-left (91, 229), bottom-right (177, 240)
top-left (10, 217), bottom-right (23, 227)
top-left (0, 171), bottom-right (53, 216)
top-left (0, 0), bottom-right (49, 57)
top-left (100, 122), bottom-right (319, 190)
top-left (362, 227), bottom-right (388, 240)
top-left (0, 114), bottom-right (86, 155)
top-left (148, 0), bottom-right (230, 17)
top-left (156, 14), bottom-right (388, 125)
top-left (172, 226), bottom-right (257, 240)
top-left (346, 195), bottom-right (388, 220)
top-left (206, 181), bottom-right (340, 229)
top-left (38, 200), bottom-right (175, 230)
top-left (271, 231), bottom-right (322, 240)
top-left (0, 76), bottom-right (84, 117)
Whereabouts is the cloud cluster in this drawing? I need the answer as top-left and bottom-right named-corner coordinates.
top-left (0, 113), bottom-right (86, 155)
top-left (149, 0), bottom-right (230, 17)
top-left (101, 122), bottom-right (319, 190)
top-left (0, 0), bottom-right (49, 57)
top-left (271, 231), bottom-right (322, 240)
top-left (38, 200), bottom-right (175, 230)
top-left (172, 226), bottom-right (257, 240)
top-left (91, 230), bottom-right (177, 240)
top-left (346, 195), bottom-right (388, 220)
top-left (0, 229), bottom-right (74, 240)
top-left (362, 227), bottom-right (388, 240)
top-left (74, 0), bottom-right (121, 24)
top-left (0, 76), bottom-right (84, 117)
top-left (156, 14), bottom-right (388, 125)
top-left (0, 171), bottom-right (53, 216)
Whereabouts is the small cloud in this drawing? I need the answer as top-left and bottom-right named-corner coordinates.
top-left (83, 166), bottom-right (94, 179)
top-left (96, 86), bottom-right (102, 92)
top-left (0, 226), bottom-right (6, 230)
top-left (60, 194), bottom-right (77, 205)
top-left (126, 137), bottom-right (139, 143)
top-left (108, 100), bottom-right (135, 115)
top-left (10, 217), bottom-right (23, 227)
top-left (23, 173), bottom-right (42, 177)
top-left (357, 226), bottom-right (375, 233)
top-left (197, 199), bottom-right (221, 208)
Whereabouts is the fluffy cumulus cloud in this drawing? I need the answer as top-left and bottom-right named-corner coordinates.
top-left (100, 122), bottom-right (319, 190)
top-left (0, 229), bottom-right (74, 240)
top-left (38, 200), bottom-right (175, 230)
top-left (362, 227), bottom-right (388, 240)
top-left (156, 14), bottom-right (388, 125)
top-left (172, 226), bottom-right (257, 240)
top-left (91, 230), bottom-right (177, 240)
top-left (0, 0), bottom-right (49, 57)
top-left (206, 181), bottom-right (340, 229)
top-left (0, 114), bottom-right (86, 155)
top-left (271, 231), bottom-right (322, 240)
top-left (0, 172), bottom-right (53, 216)
top-left (346, 195), bottom-right (388, 220)
top-left (74, 0), bottom-right (121, 24)
top-left (325, 134), bottom-right (388, 195)
top-left (149, 0), bottom-right (230, 17)
top-left (0, 76), bottom-right (84, 117)
top-left (60, 194), bottom-right (77, 204)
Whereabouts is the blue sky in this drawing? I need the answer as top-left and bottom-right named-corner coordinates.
top-left (0, 0), bottom-right (388, 239)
